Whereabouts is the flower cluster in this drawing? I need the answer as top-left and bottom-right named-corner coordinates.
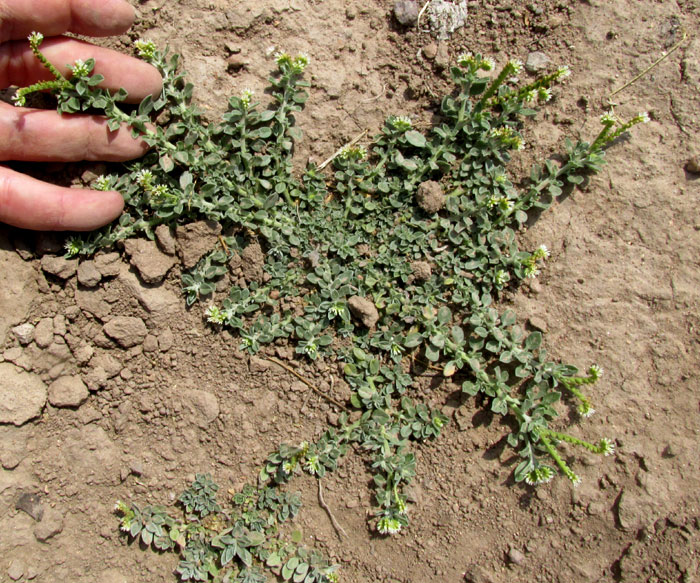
top-left (338, 144), bottom-right (367, 161)
top-left (70, 59), bottom-right (92, 78)
top-left (377, 516), bottom-right (402, 535)
top-left (389, 115), bottom-right (412, 132)
top-left (275, 51), bottom-right (309, 74)
top-left (524, 466), bottom-right (554, 486)
top-left (134, 39), bottom-right (157, 60)
top-left (490, 126), bottom-right (525, 151)
top-left (240, 88), bottom-right (254, 109)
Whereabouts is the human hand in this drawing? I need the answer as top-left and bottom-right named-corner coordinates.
top-left (0, 0), bottom-right (163, 231)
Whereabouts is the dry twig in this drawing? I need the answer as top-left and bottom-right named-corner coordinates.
top-left (318, 480), bottom-right (347, 540)
top-left (318, 129), bottom-right (368, 170)
top-left (265, 357), bottom-right (348, 411)
top-left (609, 30), bottom-right (688, 98)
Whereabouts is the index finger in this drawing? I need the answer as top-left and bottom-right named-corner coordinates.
top-left (0, 0), bottom-right (135, 43)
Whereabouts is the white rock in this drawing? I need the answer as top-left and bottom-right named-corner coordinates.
top-left (11, 323), bottom-right (35, 345)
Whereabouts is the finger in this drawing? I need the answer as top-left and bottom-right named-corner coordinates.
top-left (0, 0), bottom-right (134, 43)
top-left (0, 164), bottom-right (124, 231)
top-left (0, 102), bottom-right (152, 162)
top-left (0, 37), bottom-right (163, 102)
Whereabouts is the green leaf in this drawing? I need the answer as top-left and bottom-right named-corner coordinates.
top-left (404, 333), bottom-right (423, 348)
top-left (405, 130), bottom-right (427, 148)
top-left (524, 331), bottom-right (542, 351)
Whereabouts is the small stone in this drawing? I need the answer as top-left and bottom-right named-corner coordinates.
top-left (130, 462), bottom-right (145, 477)
top-left (175, 220), bottom-right (222, 269)
top-left (0, 363), bottom-right (47, 425)
top-left (16, 491), bottom-right (44, 521)
top-left (40, 255), bottom-right (78, 279)
top-left (77, 260), bottom-right (102, 287)
top-left (94, 252), bottom-right (121, 277)
top-left (434, 42), bottom-right (450, 71)
top-left (525, 51), bottom-right (551, 73)
top-left (34, 317), bottom-right (54, 348)
top-left (226, 55), bottom-right (248, 72)
top-left (12, 323), bottom-right (35, 345)
top-left (463, 564), bottom-right (495, 583)
top-left (91, 354), bottom-right (122, 378)
top-left (155, 224), bottom-right (177, 255)
top-left (346, 6), bottom-right (357, 19)
top-left (507, 547), bottom-right (526, 565)
top-left (527, 316), bottom-right (548, 333)
top-left (7, 560), bottom-right (24, 581)
top-left (415, 180), bottom-right (446, 214)
top-left (662, 443), bottom-right (678, 458)
top-left (48, 375), bottom-right (89, 408)
top-left (34, 507), bottom-right (64, 542)
top-left (103, 316), bottom-right (148, 348)
top-left (142, 334), bottom-right (159, 352)
top-left (423, 42), bottom-right (438, 60)
top-left (78, 405), bottom-right (102, 425)
top-left (527, 279), bottom-right (543, 294)
top-left (394, 0), bottom-right (419, 26)
top-left (348, 295), bottom-right (380, 328)
top-left (52, 315), bottom-right (66, 337)
top-left (685, 156), bottom-right (700, 174)
top-left (158, 328), bottom-right (174, 352)
top-left (123, 238), bottom-right (177, 284)
top-left (73, 342), bottom-right (94, 365)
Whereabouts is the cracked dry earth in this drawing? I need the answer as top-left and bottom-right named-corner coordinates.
top-left (1, 1), bottom-right (700, 582)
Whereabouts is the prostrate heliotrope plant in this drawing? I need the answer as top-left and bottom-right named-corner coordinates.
top-left (17, 32), bottom-right (646, 582)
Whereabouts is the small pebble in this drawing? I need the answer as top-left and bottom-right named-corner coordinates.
top-left (393, 0), bottom-right (419, 26)
top-left (686, 156), bottom-right (700, 174)
top-left (423, 42), bottom-right (438, 60)
top-left (507, 547), bottom-right (525, 565)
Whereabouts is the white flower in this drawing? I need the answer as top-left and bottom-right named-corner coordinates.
top-left (600, 111), bottom-right (616, 125)
top-left (533, 244), bottom-right (550, 260)
top-left (240, 88), bottom-right (254, 109)
top-left (481, 57), bottom-right (496, 71)
top-left (70, 59), bottom-right (91, 77)
top-left (556, 65), bottom-right (571, 78)
top-left (636, 112), bottom-right (650, 124)
top-left (538, 87), bottom-right (552, 102)
top-left (525, 466), bottom-right (554, 486)
top-left (390, 115), bottom-right (412, 131)
top-left (456, 52), bottom-right (476, 68)
top-left (134, 39), bottom-right (157, 59)
top-left (509, 59), bottom-right (524, 75)
top-left (599, 438), bottom-right (615, 457)
top-left (579, 404), bottom-right (596, 419)
top-left (28, 31), bottom-right (44, 46)
top-left (94, 175), bottom-right (111, 191)
top-left (377, 516), bottom-right (401, 535)
top-left (11, 93), bottom-right (26, 107)
top-left (495, 270), bottom-right (509, 286)
top-left (589, 364), bottom-right (603, 380)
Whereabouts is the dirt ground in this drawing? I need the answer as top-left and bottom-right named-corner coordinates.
top-left (1, 1), bottom-right (699, 582)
